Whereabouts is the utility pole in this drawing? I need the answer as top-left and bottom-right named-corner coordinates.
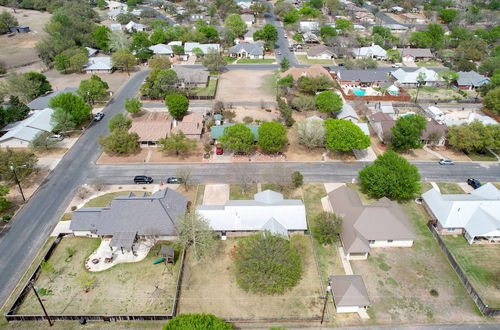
top-left (30, 280), bottom-right (53, 326)
top-left (321, 279), bottom-right (332, 324)
top-left (9, 164), bottom-right (25, 202)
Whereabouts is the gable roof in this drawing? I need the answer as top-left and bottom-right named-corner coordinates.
top-left (184, 42), bottom-right (220, 54)
top-left (196, 190), bottom-right (307, 232)
top-left (281, 64), bottom-right (333, 81)
top-left (397, 48), bottom-right (433, 58)
top-left (129, 111), bottom-right (172, 142)
top-left (330, 275), bottom-right (371, 307)
top-left (0, 108), bottom-right (55, 143)
top-left (171, 113), bottom-right (203, 136)
top-left (307, 44), bottom-right (336, 57)
top-left (70, 189), bottom-right (188, 236)
top-left (149, 43), bottom-right (173, 55)
top-left (328, 186), bottom-right (415, 254)
top-left (84, 57), bottom-right (113, 71)
top-left (27, 88), bottom-right (77, 110)
top-left (337, 103), bottom-right (359, 121)
top-left (391, 67), bottom-right (442, 84)
top-left (172, 66), bottom-right (209, 85)
top-left (229, 42), bottom-right (264, 56)
top-left (456, 71), bottom-right (490, 87)
top-left (261, 217), bottom-right (289, 238)
top-left (336, 69), bottom-right (388, 83)
top-left (352, 45), bottom-right (387, 57)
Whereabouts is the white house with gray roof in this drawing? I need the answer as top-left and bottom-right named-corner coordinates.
top-left (352, 44), bottom-right (387, 60)
top-left (27, 87), bottom-right (78, 110)
top-left (84, 57), bottom-right (113, 74)
top-left (337, 104), bottom-right (359, 122)
top-left (422, 183), bottom-right (500, 244)
top-left (0, 108), bottom-right (55, 148)
top-left (184, 42), bottom-right (220, 56)
top-left (70, 189), bottom-right (188, 246)
top-left (391, 67), bottom-right (442, 86)
top-left (196, 190), bottom-right (307, 238)
top-left (229, 42), bottom-right (264, 59)
top-left (149, 44), bottom-right (174, 56)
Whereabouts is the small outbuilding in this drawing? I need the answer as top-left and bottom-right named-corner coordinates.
top-left (329, 275), bottom-right (371, 313)
top-left (159, 245), bottom-right (175, 263)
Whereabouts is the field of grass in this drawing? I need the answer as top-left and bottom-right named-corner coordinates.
top-left (83, 191), bottom-right (148, 208)
top-left (229, 184), bottom-right (258, 200)
top-left (416, 60), bottom-right (443, 67)
top-left (407, 87), bottom-right (464, 101)
top-left (223, 56), bottom-right (237, 63)
top-left (237, 58), bottom-right (275, 64)
top-left (466, 150), bottom-right (498, 161)
top-left (436, 182), bottom-right (465, 194)
top-left (441, 236), bottom-right (500, 308)
top-left (296, 55), bottom-right (334, 65)
top-left (191, 78), bottom-right (218, 97)
top-left (16, 237), bottom-right (181, 315)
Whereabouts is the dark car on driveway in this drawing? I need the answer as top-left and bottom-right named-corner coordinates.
top-left (467, 178), bottom-right (481, 189)
top-left (166, 177), bottom-right (182, 184)
top-left (134, 175), bottom-right (153, 184)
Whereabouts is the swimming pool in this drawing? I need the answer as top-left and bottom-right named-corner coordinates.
top-left (352, 88), bottom-right (366, 96)
top-left (389, 90), bottom-right (399, 95)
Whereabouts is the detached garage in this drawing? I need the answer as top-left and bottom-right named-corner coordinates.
top-left (329, 275), bottom-right (371, 313)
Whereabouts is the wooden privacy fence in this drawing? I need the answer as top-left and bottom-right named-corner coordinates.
top-left (427, 223), bottom-right (500, 316)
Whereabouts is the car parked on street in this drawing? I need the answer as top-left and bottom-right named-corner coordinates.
top-left (467, 178), bottom-right (481, 189)
top-left (94, 112), bottom-right (105, 121)
top-left (439, 158), bottom-right (454, 165)
top-left (134, 175), bottom-right (153, 184)
top-left (166, 177), bottom-right (182, 184)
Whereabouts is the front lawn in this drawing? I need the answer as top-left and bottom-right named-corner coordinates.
top-left (229, 184), bottom-right (258, 200)
top-left (436, 182), bottom-right (465, 194)
top-left (416, 60), bottom-right (443, 67)
top-left (191, 78), bottom-right (218, 97)
top-left (407, 86), bottom-right (465, 101)
top-left (466, 150), bottom-right (498, 162)
top-left (296, 55), bottom-right (334, 65)
top-left (441, 235), bottom-right (500, 308)
top-left (83, 191), bottom-right (148, 207)
top-left (237, 58), bottom-right (275, 64)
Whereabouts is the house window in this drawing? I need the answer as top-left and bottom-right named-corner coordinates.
top-left (368, 240), bottom-right (375, 244)
top-left (388, 240), bottom-right (393, 243)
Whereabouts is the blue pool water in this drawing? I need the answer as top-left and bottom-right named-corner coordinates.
top-left (353, 88), bottom-right (366, 96)
top-left (389, 90), bottom-right (399, 95)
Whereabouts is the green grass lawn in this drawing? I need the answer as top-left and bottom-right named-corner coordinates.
top-left (237, 58), bottom-right (275, 64)
top-left (83, 191), bottom-right (148, 208)
top-left (191, 78), bottom-right (217, 97)
top-left (296, 55), bottom-right (334, 65)
top-left (442, 235), bottom-right (500, 308)
top-left (416, 60), bottom-right (443, 67)
top-left (436, 182), bottom-right (465, 194)
top-left (466, 150), bottom-right (498, 161)
top-left (223, 56), bottom-right (237, 63)
top-left (60, 212), bottom-right (72, 221)
top-left (420, 182), bottom-right (433, 194)
top-left (229, 184), bottom-right (258, 200)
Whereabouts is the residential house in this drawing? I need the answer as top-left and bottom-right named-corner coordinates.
top-left (381, 24), bottom-right (409, 33)
top-left (391, 67), bottom-right (442, 86)
top-left (70, 189), bottom-right (188, 249)
top-left (184, 42), bottom-right (220, 56)
top-left (171, 113), bottom-right (204, 139)
top-left (172, 66), bottom-right (209, 88)
top-left (211, 123), bottom-right (259, 141)
top-left (397, 48), bottom-right (433, 62)
top-left (402, 13), bottom-right (426, 23)
top-left (229, 42), bottom-right (264, 59)
top-left (422, 183), bottom-right (500, 243)
top-left (352, 44), bottom-right (387, 60)
top-left (0, 108), bottom-right (55, 148)
top-left (281, 64), bottom-right (333, 82)
top-left (374, 101), bottom-right (396, 118)
top-left (109, 23), bottom-right (122, 31)
top-left (337, 104), bottom-right (359, 122)
top-left (125, 21), bottom-right (146, 32)
top-left (196, 190), bottom-right (308, 238)
top-left (302, 31), bottom-right (320, 43)
top-left (129, 112), bottom-right (172, 145)
top-left (83, 57), bottom-right (113, 74)
top-left (85, 47), bottom-right (98, 57)
top-left (27, 87), bottom-right (78, 110)
top-left (328, 185), bottom-right (415, 260)
top-left (299, 21), bottom-right (319, 33)
top-left (333, 69), bottom-right (388, 86)
top-left (329, 275), bottom-right (371, 313)
top-left (241, 14), bottom-right (255, 26)
top-left (106, 1), bottom-right (127, 10)
top-left (130, 9), bottom-right (142, 16)
top-left (149, 44), bottom-right (174, 57)
top-left (425, 106), bottom-right (445, 122)
top-left (354, 11), bottom-right (375, 23)
top-left (307, 44), bottom-right (336, 59)
top-left (390, 6), bottom-right (404, 12)
top-left (456, 71), bottom-right (490, 90)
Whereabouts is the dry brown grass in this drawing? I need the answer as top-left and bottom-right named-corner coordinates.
top-left (96, 148), bottom-right (149, 164)
top-left (215, 70), bottom-right (276, 102)
top-left (149, 143), bottom-right (204, 163)
top-left (399, 148), bottom-right (438, 161)
top-left (283, 128), bottom-right (325, 161)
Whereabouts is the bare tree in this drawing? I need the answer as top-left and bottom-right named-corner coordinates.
top-left (263, 164), bottom-right (293, 192)
top-left (90, 178), bottom-right (106, 191)
top-left (76, 186), bottom-right (90, 199)
top-left (296, 119), bottom-right (325, 149)
top-left (176, 212), bottom-right (215, 262)
top-left (176, 167), bottom-right (192, 191)
top-left (231, 163), bottom-right (255, 194)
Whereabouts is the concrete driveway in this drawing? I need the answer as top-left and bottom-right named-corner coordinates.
top-left (203, 184), bottom-right (230, 205)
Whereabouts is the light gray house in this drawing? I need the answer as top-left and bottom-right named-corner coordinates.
top-left (422, 183), bottom-right (500, 243)
top-left (0, 108), bottom-right (56, 148)
top-left (196, 190), bottom-right (307, 238)
top-left (83, 57), bottom-right (113, 74)
top-left (397, 48), bottom-right (433, 62)
top-left (352, 44), bottom-right (387, 60)
top-left (328, 185), bottom-right (415, 260)
top-left (307, 44), bottom-right (336, 60)
top-left (329, 275), bottom-right (371, 313)
top-left (184, 42), bottom-right (220, 56)
top-left (228, 42), bottom-right (264, 59)
top-left (391, 67), bottom-right (442, 86)
top-left (149, 44), bottom-right (174, 56)
top-left (70, 189), bottom-right (188, 249)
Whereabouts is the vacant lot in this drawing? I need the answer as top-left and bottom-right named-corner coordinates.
top-left (17, 237), bottom-right (181, 315)
top-left (283, 126), bottom-right (325, 161)
top-left (216, 70), bottom-right (276, 102)
top-left (436, 182), bottom-right (465, 194)
top-left (0, 7), bottom-right (51, 70)
top-left (97, 148), bottom-right (149, 164)
top-left (351, 192), bottom-right (483, 324)
top-left (178, 236), bottom-right (323, 319)
top-left (44, 69), bottom-right (131, 94)
top-left (442, 236), bottom-right (500, 308)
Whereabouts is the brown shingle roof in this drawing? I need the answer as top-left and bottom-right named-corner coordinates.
top-left (171, 113), bottom-right (203, 136)
top-left (329, 275), bottom-right (371, 307)
top-left (129, 111), bottom-right (172, 142)
top-left (397, 48), bottom-right (433, 58)
top-left (280, 64), bottom-right (333, 81)
top-left (307, 44), bottom-right (336, 57)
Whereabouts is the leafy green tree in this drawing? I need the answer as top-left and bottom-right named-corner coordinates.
top-left (49, 93), bottom-right (92, 130)
top-left (280, 57), bottom-right (290, 72)
top-left (1, 95), bottom-right (29, 125)
top-left (324, 119), bottom-right (370, 151)
top-left (158, 132), bottom-right (197, 156)
top-left (250, 2), bottom-right (268, 17)
top-left (277, 99), bottom-right (295, 127)
top-left (234, 232), bottom-right (302, 294)
top-left (292, 171), bottom-right (303, 187)
top-left (438, 70), bottom-right (458, 87)
top-left (386, 49), bottom-right (401, 63)
top-left (291, 94), bottom-right (316, 111)
top-left (127, 0), bottom-right (137, 9)
top-left (253, 24), bottom-right (278, 50)
top-left (278, 74), bottom-right (293, 87)
top-left (109, 31), bottom-right (132, 51)
top-left (0, 148), bottom-right (38, 182)
top-left (77, 75), bottom-right (109, 105)
top-left (219, 123), bottom-right (256, 153)
top-left (69, 53), bottom-right (88, 73)
top-left (0, 10), bottom-right (18, 34)
top-left (30, 131), bottom-right (58, 151)
top-left (91, 26), bottom-right (111, 52)
top-left (202, 49), bottom-right (227, 72)
top-left (163, 314), bottom-right (232, 330)
top-left (312, 212), bottom-right (342, 244)
top-left (149, 29), bottom-right (166, 45)
top-left (309, 0), bottom-right (324, 9)
top-left (319, 25), bottom-right (337, 40)
top-left (99, 129), bottom-right (139, 154)
top-left (192, 47), bottom-right (204, 58)
top-left (297, 118), bottom-right (325, 149)
top-left (130, 31), bottom-right (152, 52)
top-left (148, 55), bottom-right (171, 70)
top-left (198, 25), bottom-right (219, 42)
top-left (478, 56), bottom-right (500, 76)
top-left (0, 185), bottom-right (11, 213)
top-left (125, 97), bottom-right (142, 114)
top-left (108, 113), bottom-right (132, 132)
top-left (335, 18), bottom-right (353, 33)
top-left (297, 76), bottom-right (333, 94)
top-left (0, 72), bottom-right (52, 102)
top-left (483, 86), bottom-right (500, 115)
top-left (140, 69), bottom-right (179, 99)
top-left (359, 151), bottom-right (421, 201)
top-left (409, 24), bottom-right (445, 50)
top-left (96, 0), bottom-right (107, 10)
top-left (478, 74), bottom-right (500, 97)
top-left (224, 14), bottom-right (247, 37)
top-left (258, 122), bottom-right (287, 152)
top-left (54, 53), bottom-right (71, 73)
top-left (165, 94), bottom-right (189, 119)
top-left (439, 8), bottom-right (459, 24)
top-left (175, 212), bottom-right (216, 261)
top-left (111, 49), bottom-right (136, 75)
top-left (390, 114), bottom-right (427, 152)
top-left (316, 91), bottom-right (342, 113)
top-left (447, 121), bottom-right (500, 153)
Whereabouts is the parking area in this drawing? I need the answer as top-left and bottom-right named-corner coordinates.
top-left (202, 184), bottom-right (229, 205)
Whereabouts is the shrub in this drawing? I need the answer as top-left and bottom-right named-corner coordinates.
top-left (233, 232), bottom-right (302, 294)
top-left (312, 212), bottom-right (342, 244)
top-left (292, 171), bottom-right (303, 187)
top-left (429, 289), bottom-right (439, 297)
top-left (71, 206), bottom-right (77, 211)
top-left (242, 116), bottom-right (253, 124)
top-left (163, 313), bottom-right (232, 330)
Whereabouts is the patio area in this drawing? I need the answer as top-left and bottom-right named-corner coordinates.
top-left (85, 237), bottom-right (154, 272)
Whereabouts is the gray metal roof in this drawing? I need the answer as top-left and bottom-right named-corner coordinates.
top-left (329, 275), bottom-right (371, 307)
top-left (27, 88), bottom-right (78, 110)
top-left (261, 217), bottom-right (289, 238)
top-left (70, 189), bottom-right (188, 236)
top-left (456, 71), bottom-right (490, 87)
top-left (337, 70), bottom-right (388, 83)
top-left (110, 231), bottom-right (137, 249)
top-left (337, 104), bottom-right (359, 121)
top-left (0, 108), bottom-right (55, 143)
top-left (229, 42), bottom-right (264, 56)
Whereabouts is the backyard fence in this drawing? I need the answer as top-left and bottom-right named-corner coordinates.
top-left (338, 87), bottom-right (411, 102)
top-left (427, 223), bottom-right (500, 316)
top-left (5, 235), bottom-right (187, 323)
top-left (416, 98), bottom-right (482, 104)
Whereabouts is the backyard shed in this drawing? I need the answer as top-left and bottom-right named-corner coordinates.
top-left (159, 245), bottom-right (175, 262)
top-left (329, 275), bottom-right (371, 313)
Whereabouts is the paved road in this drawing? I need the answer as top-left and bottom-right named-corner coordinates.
top-left (0, 70), bottom-right (150, 309)
top-left (89, 162), bottom-right (500, 185)
top-left (264, 4), bottom-right (298, 66)
top-left (137, 5), bottom-right (175, 25)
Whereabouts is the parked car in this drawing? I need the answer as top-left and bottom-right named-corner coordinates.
top-left (392, 63), bottom-right (402, 68)
top-left (467, 178), bottom-right (481, 189)
top-left (134, 175), bottom-right (153, 184)
top-left (439, 158), bottom-right (454, 165)
top-left (47, 134), bottom-right (63, 142)
top-left (276, 50), bottom-right (282, 55)
top-left (283, 35), bottom-right (288, 38)
top-left (216, 145), bottom-right (223, 155)
top-left (94, 112), bottom-right (105, 121)
top-left (166, 177), bottom-right (182, 184)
